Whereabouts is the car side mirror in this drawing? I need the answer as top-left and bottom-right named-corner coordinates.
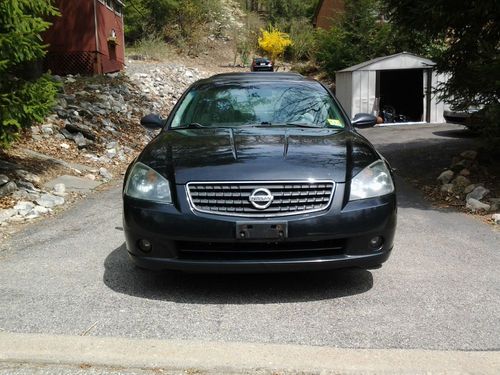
top-left (352, 113), bottom-right (377, 128)
top-left (140, 114), bottom-right (164, 130)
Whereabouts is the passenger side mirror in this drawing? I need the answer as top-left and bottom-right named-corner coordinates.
top-left (140, 114), bottom-right (164, 130)
top-left (352, 113), bottom-right (377, 128)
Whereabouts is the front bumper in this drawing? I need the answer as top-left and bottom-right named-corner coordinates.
top-left (123, 183), bottom-right (397, 273)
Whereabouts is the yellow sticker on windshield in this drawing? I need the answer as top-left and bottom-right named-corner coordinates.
top-left (327, 118), bottom-right (343, 127)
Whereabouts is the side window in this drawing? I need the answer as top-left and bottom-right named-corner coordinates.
top-left (171, 91), bottom-right (196, 128)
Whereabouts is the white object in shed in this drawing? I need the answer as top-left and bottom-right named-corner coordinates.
top-left (336, 52), bottom-right (448, 123)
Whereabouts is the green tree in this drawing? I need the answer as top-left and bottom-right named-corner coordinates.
top-left (125, 0), bottom-right (224, 52)
top-left (264, 0), bottom-right (319, 23)
top-left (315, 0), bottom-right (394, 76)
top-left (384, 0), bottom-right (499, 110)
top-left (0, 0), bottom-right (59, 148)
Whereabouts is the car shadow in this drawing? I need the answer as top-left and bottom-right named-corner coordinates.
top-left (432, 128), bottom-right (478, 139)
top-left (103, 244), bottom-right (374, 304)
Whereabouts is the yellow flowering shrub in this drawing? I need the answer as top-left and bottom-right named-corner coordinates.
top-left (258, 26), bottom-right (293, 63)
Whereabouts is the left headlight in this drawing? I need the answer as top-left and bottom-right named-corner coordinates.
top-left (349, 160), bottom-right (394, 201)
top-left (124, 162), bottom-right (172, 203)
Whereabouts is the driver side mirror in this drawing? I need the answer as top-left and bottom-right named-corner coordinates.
top-left (352, 113), bottom-right (377, 128)
top-left (140, 114), bottom-right (164, 130)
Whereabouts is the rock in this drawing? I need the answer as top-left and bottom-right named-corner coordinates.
top-left (60, 128), bottom-right (74, 140)
top-left (65, 123), bottom-right (96, 141)
top-left (12, 189), bottom-right (40, 201)
top-left (460, 150), bottom-right (477, 160)
top-left (85, 174), bottom-right (96, 181)
top-left (464, 184), bottom-right (476, 194)
top-left (73, 132), bottom-right (88, 148)
top-left (452, 175), bottom-right (471, 188)
top-left (492, 214), bottom-right (500, 225)
top-left (60, 143), bottom-right (70, 150)
top-left (0, 159), bottom-right (20, 171)
top-left (0, 174), bottom-right (9, 186)
top-left (466, 186), bottom-right (490, 202)
top-left (0, 181), bottom-right (18, 197)
top-left (105, 148), bottom-right (117, 159)
top-left (52, 183), bottom-right (66, 196)
top-left (14, 201), bottom-right (35, 216)
top-left (450, 159), bottom-right (472, 173)
top-left (33, 205), bottom-right (50, 215)
top-left (489, 198), bottom-right (500, 212)
top-left (0, 208), bottom-right (18, 224)
top-left (437, 170), bottom-right (454, 184)
top-left (41, 124), bottom-right (54, 135)
top-left (15, 169), bottom-right (41, 184)
top-left (466, 198), bottom-right (490, 212)
top-left (459, 168), bottom-right (470, 176)
top-left (99, 167), bottom-right (113, 180)
top-left (441, 184), bottom-right (454, 193)
top-left (16, 180), bottom-right (38, 192)
top-left (36, 193), bottom-right (65, 208)
top-left (44, 175), bottom-right (102, 193)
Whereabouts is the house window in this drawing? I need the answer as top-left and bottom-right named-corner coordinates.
top-left (114, 1), bottom-right (123, 16)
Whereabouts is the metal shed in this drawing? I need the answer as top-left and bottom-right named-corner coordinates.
top-left (335, 52), bottom-right (448, 124)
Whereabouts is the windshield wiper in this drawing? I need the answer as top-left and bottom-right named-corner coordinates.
top-left (274, 122), bottom-right (324, 128)
top-left (175, 122), bottom-right (206, 129)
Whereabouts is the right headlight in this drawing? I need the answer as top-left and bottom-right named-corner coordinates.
top-left (349, 160), bottom-right (394, 201)
top-left (124, 162), bottom-right (172, 203)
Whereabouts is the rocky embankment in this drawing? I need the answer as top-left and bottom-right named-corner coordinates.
top-left (0, 61), bottom-right (207, 227)
top-left (436, 150), bottom-right (500, 225)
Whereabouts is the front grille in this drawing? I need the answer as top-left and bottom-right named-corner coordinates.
top-left (186, 181), bottom-right (335, 217)
top-left (176, 239), bottom-right (345, 261)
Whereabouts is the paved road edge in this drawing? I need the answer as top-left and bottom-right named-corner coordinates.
top-left (0, 332), bottom-right (498, 374)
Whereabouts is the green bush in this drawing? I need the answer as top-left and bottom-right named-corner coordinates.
top-left (0, 0), bottom-right (59, 148)
top-left (124, 0), bottom-right (225, 54)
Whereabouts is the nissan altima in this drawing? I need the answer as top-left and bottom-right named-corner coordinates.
top-left (123, 72), bottom-right (397, 272)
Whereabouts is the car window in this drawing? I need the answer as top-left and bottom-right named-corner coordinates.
top-left (170, 82), bottom-right (347, 129)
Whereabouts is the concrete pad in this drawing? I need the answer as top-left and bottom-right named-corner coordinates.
top-left (0, 332), bottom-right (498, 374)
top-left (44, 175), bottom-right (102, 193)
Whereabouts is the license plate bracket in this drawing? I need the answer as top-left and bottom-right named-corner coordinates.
top-left (236, 222), bottom-right (288, 240)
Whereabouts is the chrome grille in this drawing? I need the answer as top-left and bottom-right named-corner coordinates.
top-left (186, 181), bottom-right (335, 217)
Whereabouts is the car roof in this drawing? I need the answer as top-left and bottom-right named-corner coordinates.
top-left (194, 72), bottom-right (313, 86)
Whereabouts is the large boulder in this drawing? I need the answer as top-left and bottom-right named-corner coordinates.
top-left (466, 198), bottom-right (490, 212)
top-left (437, 170), bottom-right (454, 184)
top-left (0, 181), bottom-right (17, 197)
top-left (466, 186), bottom-right (490, 202)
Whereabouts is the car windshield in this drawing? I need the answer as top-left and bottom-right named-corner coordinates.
top-left (170, 81), bottom-right (347, 129)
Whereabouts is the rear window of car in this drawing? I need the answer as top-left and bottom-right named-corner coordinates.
top-left (254, 58), bottom-right (270, 64)
top-left (170, 81), bottom-right (347, 129)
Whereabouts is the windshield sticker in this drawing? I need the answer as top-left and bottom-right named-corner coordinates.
top-left (327, 118), bottom-right (343, 127)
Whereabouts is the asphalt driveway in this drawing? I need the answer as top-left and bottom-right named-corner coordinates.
top-left (0, 123), bottom-right (498, 352)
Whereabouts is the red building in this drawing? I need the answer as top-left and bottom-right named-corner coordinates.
top-left (313, 0), bottom-right (345, 30)
top-left (44, 0), bottom-right (125, 75)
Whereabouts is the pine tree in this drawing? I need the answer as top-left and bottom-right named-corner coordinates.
top-left (0, 0), bottom-right (59, 147)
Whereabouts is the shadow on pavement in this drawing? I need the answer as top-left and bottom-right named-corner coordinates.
top-left (103, 244), bottom-right (373, 304)
top-left (432, 128), bottom-right (479, 139)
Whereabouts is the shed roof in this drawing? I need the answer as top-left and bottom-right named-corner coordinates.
top-left (338, 52), bottom-right (435, 72)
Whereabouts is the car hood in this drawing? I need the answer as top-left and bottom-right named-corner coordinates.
top-left (138, 127), bottom-right (378, 184)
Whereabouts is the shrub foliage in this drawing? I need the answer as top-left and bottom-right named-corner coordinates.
top-left (0, 0), bottom-right (59, 147)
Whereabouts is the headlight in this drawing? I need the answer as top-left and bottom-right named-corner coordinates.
top-left (349, 160), bottom-right (394, 200)
top-left (124, 162), bottom-right (172, 203)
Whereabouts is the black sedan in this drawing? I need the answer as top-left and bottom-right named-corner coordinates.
top-left (123, 73), bottom-right (397, 272)
top-left (250, 57), bottom-right (273, 72)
